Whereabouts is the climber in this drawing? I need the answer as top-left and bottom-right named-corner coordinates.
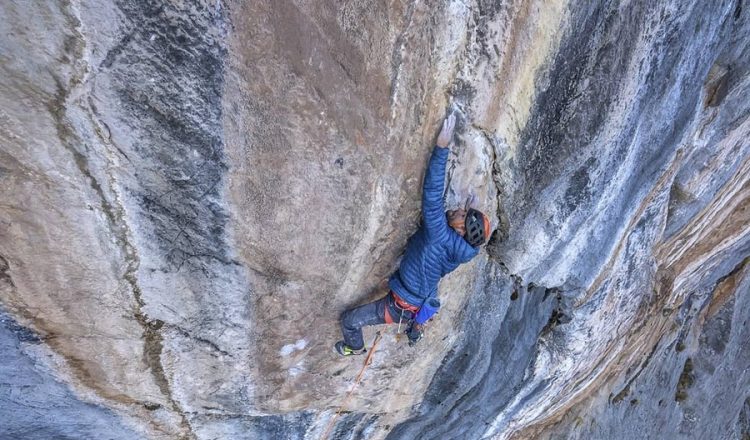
top-left (335, 113), bottom-right (492, 356)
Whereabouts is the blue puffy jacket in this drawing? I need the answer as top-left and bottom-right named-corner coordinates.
top-left (388, 146), bottom-right (479, 307)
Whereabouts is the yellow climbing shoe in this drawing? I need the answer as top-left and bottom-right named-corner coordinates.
top-left (335, 341), bottom-right (366, 356)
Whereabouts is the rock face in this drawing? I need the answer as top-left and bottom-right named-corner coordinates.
top-left (0, 0), bottom-right (748, 439)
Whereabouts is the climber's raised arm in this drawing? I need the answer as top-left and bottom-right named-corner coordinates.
top-left (422, 114), bottom-right (455, 241)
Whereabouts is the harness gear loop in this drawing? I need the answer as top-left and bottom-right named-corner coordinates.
top-left (321, 331), bottom-right (382, 440)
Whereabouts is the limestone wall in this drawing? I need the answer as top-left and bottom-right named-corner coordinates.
top-left (1, 1), bottom-right (748, 439)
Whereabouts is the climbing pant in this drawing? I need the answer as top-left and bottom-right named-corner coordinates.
top-left (341, 291), bottom-right (417, 350)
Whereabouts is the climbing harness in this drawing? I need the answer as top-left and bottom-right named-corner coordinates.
top-left (321, 331), bottom-right (382, 440)
top-left (390, 291), bottom-right (417, 342)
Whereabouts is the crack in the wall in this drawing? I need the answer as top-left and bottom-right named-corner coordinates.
top-left (704, 256), bottom-right (750, 318)
top-left (79, 66), bottom-right (197, 440)
top-left (39, 3), bottom-right (197, 439)
top-left (471, 121), bottom-right (511, 244)
top-left (87, 96), bottom-right (132, 162)
top-left (165, 323), bottom-right (231, 357)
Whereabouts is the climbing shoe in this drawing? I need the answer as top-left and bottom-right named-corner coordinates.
top-left (335, 341), bottom-right (366, 356)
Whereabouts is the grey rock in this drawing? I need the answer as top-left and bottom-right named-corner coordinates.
top-left (0, 310), bottom-right (140, 440)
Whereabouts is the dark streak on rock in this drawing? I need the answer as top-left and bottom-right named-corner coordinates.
top-left (187, 411), bottom-right (315, 439)
top-left (472, 0), bottom-right (508, 62)
top-left (561, 157), bottom-right (596, 217)
top-left (0, 255), bottom-right (16, 289)
top-left (674, 357), bottom-right (694, 402)
top-left (331, 412), bottom-right (380, 440)
top-left (99, 28), bottom-right (138, 69)
top-left (737, 396), bottom-right (750, 439)
top-left (516, 3), bottom-right (613, 214)
top-left (108, 0), bottom-right (230, 275)
top-left (451, 79), bottom-right (477, 106)
top-left (0, 309), bottom-right (42, 345)
top-left (45, 8), bottom-right (168, 413)
top-left (141, 319), bottom-right (170, 398)
top-left (704, 63), bottom-right (730, 108)
top-left (335, 58), bottom-right (356, 84)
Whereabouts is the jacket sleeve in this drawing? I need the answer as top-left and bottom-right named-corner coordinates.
top-left (450, 232), bottom-right (479, 264)
top-left (422, 146), bottom-right (450, 242)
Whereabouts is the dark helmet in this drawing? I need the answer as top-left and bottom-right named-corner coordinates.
top-left (465, 208), bottom-right (490, 247)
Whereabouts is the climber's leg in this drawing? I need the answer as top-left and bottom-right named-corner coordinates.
top-left (338, 297), bottom-right (388, 353)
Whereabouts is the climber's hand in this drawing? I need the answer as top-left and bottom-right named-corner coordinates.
top-left (406, 322), bottom-right (424, 347)
top-left (436, 114), bottom-right (456, 148)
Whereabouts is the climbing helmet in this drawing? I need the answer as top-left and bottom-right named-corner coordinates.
top-left (465, 208), bottom-right (490, 247)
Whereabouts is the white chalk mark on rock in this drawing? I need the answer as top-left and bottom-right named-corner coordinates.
top-left (279, 339), bottom-right (307, 357)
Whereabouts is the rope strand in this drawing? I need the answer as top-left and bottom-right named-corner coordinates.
top-left (320, 331), bottom-right (383, 440)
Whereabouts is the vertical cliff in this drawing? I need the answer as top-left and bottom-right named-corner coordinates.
top-left (0, 0), bottom-right (748, 439)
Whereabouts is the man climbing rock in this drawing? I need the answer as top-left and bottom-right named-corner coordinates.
top-left (335, 113), bottom-right (492, 356)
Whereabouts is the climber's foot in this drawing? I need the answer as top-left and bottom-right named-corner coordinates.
top-left (335, 341), bottom-right (366, 356)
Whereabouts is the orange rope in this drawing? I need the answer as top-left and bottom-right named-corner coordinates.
top-left (321, 331), bottom-right (383, 440)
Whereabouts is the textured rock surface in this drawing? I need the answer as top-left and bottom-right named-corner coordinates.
top-left (0, 0), bottom-right (748, 439)
top-left (0, 309), bottom-right (140, 440)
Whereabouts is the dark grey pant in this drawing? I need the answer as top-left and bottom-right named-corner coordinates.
top-left (340, 294), bottom-right (415, 350)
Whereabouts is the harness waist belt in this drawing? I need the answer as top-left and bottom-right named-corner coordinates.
top-left (391, 291), bottom-right (419, 313)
